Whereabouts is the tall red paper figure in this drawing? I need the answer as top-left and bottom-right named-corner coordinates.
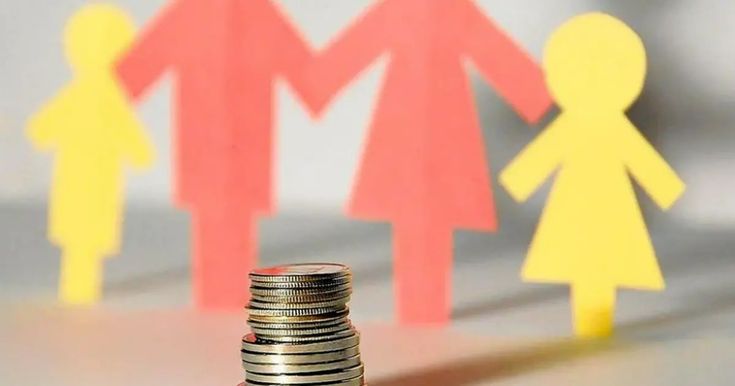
top-left (116, 0), bottom-right (314, 309)
top-left (306, 0), bottom-right (552, 324)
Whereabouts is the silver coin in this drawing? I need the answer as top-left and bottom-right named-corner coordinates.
top-left (243, 354), bottom-right (361, 374)
top-left (250, 321), bottom-right (352, 337)
top-left (249, 276), bottom-right (351, 289)
top-left (251, 291), bottom-right (352, 304)
top-left (250, 263), bottom-right (350, 281)
top-left (242, 332), bottom-right (359, 354)
top-left (247, 315), bottom-right (350, 330)
top-left (247, 305), bottom-right (347, 317)
top-left (247, 309), bottom-right (349, 324)
top-left (251, 289), bottom-right (352, 304)
top-left (250, 283), bottom-right (352, 298)
top-left (242, 377), bottom-right (365, 386)
top-left (248, 295), bottom-right (350, 310)
top-left (241, 346), bottom-right (360, 364)
top-left (246, 364), bottom-right (363, 384)
top-left (253, 328), bottom-right (355, 343)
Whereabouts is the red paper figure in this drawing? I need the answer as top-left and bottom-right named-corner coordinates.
top-left (305, 0), bottom-right (552, 324)
top-left (116, 0), bottom-right (316, 309)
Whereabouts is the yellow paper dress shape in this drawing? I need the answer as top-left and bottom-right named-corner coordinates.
top-left (27, 4), bottom-right (154, 305)
top-left (499, 13), bottom-right (685, 338)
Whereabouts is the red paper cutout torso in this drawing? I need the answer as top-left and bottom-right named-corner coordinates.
top-left (308, 0), bottom-right (551, 230)
top-left (349, 13), bottom-right (493, 227)
top-left (117, 0), bottom-right (313, 214)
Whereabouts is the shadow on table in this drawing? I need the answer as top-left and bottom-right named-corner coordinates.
top-left (452, 226), bottom-right (735, 322)
top-left (369, 338), bottom-right (623, 386)
top-left (618, 285), bottom-right (735, 338)
top-left (375, 284), bottom-right (735, 386)
top-left (452, 286), bottom-right (566, 320)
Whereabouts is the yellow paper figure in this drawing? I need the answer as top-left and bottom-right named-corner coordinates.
top-left (499, 13), bottom-right (685, 338)
top-left (27, 4), bottom-right (154, 305)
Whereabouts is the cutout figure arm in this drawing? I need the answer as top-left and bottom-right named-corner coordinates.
top-left (500, 119), bottom-right (564, 202)
top-left (116, 104), bottom-right (155, 169)
top-left (27, 88), bottom-right (74, 150)
top-left (622, 120), bottom-right (685, 209)
top-left (305, 0), bottom-right (393, 114)
top-left (116, 3), bottom-right (183, 100)
top-left (266, 2), bottom-right (319, 114)
top-left (459, 0), bottom-right (552, 124)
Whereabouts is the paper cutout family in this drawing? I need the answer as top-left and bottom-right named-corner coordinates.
top-left (28, 1), bottom-right (683, 338)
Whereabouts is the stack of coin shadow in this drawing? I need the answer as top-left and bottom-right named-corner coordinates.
top-left (240, 263), bottom-right (366, 386)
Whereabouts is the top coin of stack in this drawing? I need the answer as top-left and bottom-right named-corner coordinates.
top-left (240, 263), bottom-right (365, 386)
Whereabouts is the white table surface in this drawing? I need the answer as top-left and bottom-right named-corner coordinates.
top-left (2, 207), bottom-right (734, 385)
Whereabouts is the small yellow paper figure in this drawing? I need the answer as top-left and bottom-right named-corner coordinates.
top-left (27, 4), bottom-right (154, 305)
top-left (499, 12), bottom-right (685, 338)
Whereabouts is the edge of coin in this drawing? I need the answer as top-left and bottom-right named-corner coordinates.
top-left (241, 345), bottom-right (360, 365)
top-left (241, 332), bottom-right (359, 354)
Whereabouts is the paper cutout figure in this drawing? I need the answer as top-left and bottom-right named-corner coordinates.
top-left (304, 0), bottom-right (552, 325)
top-left (499, 12), bottom-right (685, 338)
top-left (116, 0), bottom-right (317, 309)
top-left (28, 4), bottom-right (154, 305)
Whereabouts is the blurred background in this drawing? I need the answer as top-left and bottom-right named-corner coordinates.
top-left (1, 1), bottom-right (734, 385)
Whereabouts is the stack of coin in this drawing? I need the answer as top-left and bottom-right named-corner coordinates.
top-left (240, 263), bottom-right (365, 386)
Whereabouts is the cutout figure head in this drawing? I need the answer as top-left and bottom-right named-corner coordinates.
top-left (64, 4), bottom-right (136, 72)
top-left (544, 13), bottom-right (646, 112)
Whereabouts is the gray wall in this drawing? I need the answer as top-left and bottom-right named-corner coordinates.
top-left (1, 0), bottom-right (733, 227)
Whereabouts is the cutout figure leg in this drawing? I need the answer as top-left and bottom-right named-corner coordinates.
top-left (393, 221), bottom-right (453, 325)
top-left (571, 282), bottom-right (616, 338)
top-left (59, 246), bottom-right (102, 305)
top-left (192, 207), bottom-right (257, 310)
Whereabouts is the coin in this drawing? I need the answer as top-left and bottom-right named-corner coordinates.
top-left (247, 304), bottom-right (348, 317)
top-left (249, 263), bottom-right (350, 282)
top-left (245, 364), bottom-right (363, 384)
top-left (247, 316), bottom-right (350, 330)
top-left (247, 309), bottom-right (350, 324)
top-left (241, 346), bottom-right (360, 364)
top-left (250, 322), bottom-right (352, 337)
top-left (251, 290), bottom-right (352, 304)
top-left (242, 354), bottom-right (362, 374)
top-left (241, 332), bottom-right (359, 354)
top-left (250, 290), bottom-right (351, 302)
top-left (248, 295), bottom-right (350, 310)
top-left (250, 283), bottom-right (352, 298)
top-left (243, 378), bottom-right (364, 386)
top-left (249, 276), bottom-right (352, 289)
top-left (253, 328), bottom-right (355, 343)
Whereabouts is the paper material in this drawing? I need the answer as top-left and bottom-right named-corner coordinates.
top-left (28, 4), bottom-right (154, 305)
top-left (500, 12), bottom-right (685, 337)
top-left (116, 0), bottom-right (317, 309)
top-left (305, 0), bottom-right (552, 325)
